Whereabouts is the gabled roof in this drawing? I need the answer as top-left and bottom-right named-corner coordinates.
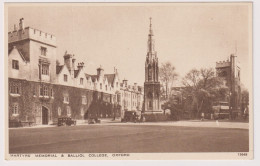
top-left (8, 46), bottom-right (28, 62)
top-left (85, 73), bottom-right (92, 80)
top-left (90, 75), bottom-right (98, 82)
top-left (56, 65), bottom-right (64, 74)
top-left (105, 74), bottom-right (116, 86)
top-left (74, 70), bottom-right (80, 78)
top-left (85, 73), bottom-right (98, 82)
top-left (84, 73), bottom-right (117, 85)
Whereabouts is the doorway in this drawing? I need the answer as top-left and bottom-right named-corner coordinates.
top-left (42, 106), bottom-right (48, 125)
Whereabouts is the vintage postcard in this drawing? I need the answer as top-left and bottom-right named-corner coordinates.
top-left (4, 2), bottom-right (253, 160)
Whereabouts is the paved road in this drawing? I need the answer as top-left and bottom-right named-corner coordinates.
top-left (9, 122), bottom-right (249, 153)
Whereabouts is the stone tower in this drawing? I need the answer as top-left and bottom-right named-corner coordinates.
top-left (144, 18), bottom-right (161, 114)
top-left (216, 54), bottom-right (241, 111)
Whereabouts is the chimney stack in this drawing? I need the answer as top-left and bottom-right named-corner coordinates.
top-left (97, 65), bottom-right (104, 78)
top-left (77, 62), bottom-right (85, 70)
top-left (72, 55), bottom-right (76, 71)
top-left (114, 67), bottom-right (118, 75)
top-left (63, 51), bottom-right (74, 71)
top-left (123, 79), bottom-right (128, 87)
top-left (19, 18), bottom-right (24, 30)
top-left (13, 24), bottom-right (17, 32)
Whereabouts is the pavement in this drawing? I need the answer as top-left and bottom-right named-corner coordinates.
top-left (9, 120), bottom-right (249, 153)
top-left (9, 119), bottom-right (249, 130)
top-left (131, 120), bottom-right (250, 129)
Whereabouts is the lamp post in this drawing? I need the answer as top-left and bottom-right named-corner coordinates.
top-left (229, 91), bottom-right (232, 120)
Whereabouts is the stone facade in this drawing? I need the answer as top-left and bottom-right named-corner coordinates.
top-left (8, 18), bottom-right (139, 126)
top-left (144, 18), bottom-right (161, 114)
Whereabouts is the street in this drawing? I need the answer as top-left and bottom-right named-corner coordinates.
top-left (9, 121), bottom-right (249, 153)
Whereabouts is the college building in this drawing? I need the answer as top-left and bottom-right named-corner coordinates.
top-left (8, 18), bottom-right (143, 126)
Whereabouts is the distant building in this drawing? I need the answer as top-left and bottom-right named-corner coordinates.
top-left (215, 54), bottom-right (241, 111)
top-left (170, 87), bottom-right (185, 105)
top-left (144, 18), bottom-right (161, 114)
top-left (120, 80), bottom-right (144, 116)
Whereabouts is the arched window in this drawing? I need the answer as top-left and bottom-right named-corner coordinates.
top-left (58, 107), bottom-right (61, 116)
top-left (149, 101), bottom-right (152, 108)
top-left (81, 108), bottom-right (84, 116)
top-left (67, 106), bottom-right (71, 117)
top-left (80, 78), bottom-right (84, 85)
top-left (222, 71), bottom-right (227, 77)
top-left (155, 93), bottom-right (159, 99)
top-left (148, 65), bottom-right (152, 80)
top-left (148, 92), bottom-right (153, 99)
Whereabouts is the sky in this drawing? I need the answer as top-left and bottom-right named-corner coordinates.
top-left (7, 3), bottom-right (252, 88)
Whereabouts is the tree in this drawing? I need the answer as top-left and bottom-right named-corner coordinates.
top-left (182, 68), bottom-right (229, 118)
top-left (241, 88), bottom-right (249, 113)
top-left (159, 62), bottom-right (178, 100)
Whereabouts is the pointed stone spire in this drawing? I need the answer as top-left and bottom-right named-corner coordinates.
top-left (147, 17), bottom-right (155, 53)
top-left (149, 17), bottom-right (153, 36)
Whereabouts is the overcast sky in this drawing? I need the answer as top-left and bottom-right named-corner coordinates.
top-left (7, 3), bottom-right (252, 88)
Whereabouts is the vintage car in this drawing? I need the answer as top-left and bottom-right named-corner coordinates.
top-left (121, 111), bottom-right (141, 123)
top-left (88, 118), bottom-right (101, 124)
top-left (57, 117), bottom-right (76, 126)
top-left (212, 102), bottom-right (230, 119)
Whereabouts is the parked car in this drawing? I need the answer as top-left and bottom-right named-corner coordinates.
top-left (88, 118), bottom-right (101, 124)
top-left (57, 117), bottom-right (76, 126)
top-left (121, 111), bottom-right (140, 123)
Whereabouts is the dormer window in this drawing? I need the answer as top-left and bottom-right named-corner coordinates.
top-left (100, 83), bottom-right (102, 90)
top-left (64, 74), bottom-right (68, 82)
top-left (12, 60), bottom-right (19, 70)
top-left (80, 78), bottom-right (84, 85)
top-left (105, 85), bottom-right (108, 91)
top-left (41, 47), bottom-right (47, 56)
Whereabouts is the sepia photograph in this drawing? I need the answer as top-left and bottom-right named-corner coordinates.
top-left (4, 2), bottom-right (253, 160)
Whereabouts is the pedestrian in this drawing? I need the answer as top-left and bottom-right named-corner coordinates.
top-left (201, 112), bottom-right (204, 121)
top-left (244, 106), bottom-right (248, 120)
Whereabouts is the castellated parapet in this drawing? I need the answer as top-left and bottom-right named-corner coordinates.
top-left (8, 27), bottom-right (56, 47)
top-left (216, 60), bottom-right (231, 68)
